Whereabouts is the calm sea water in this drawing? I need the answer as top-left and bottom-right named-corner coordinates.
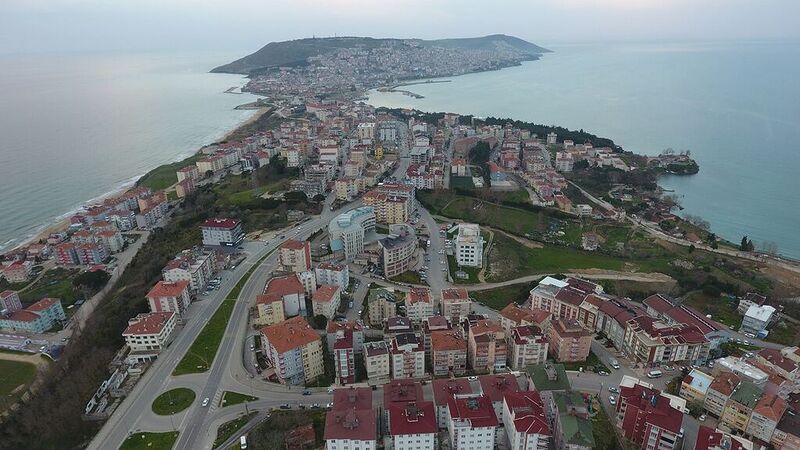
top-left (0, 52), bottom-right (259, 252)
top-left (368, 41), bottom-right (800, 259)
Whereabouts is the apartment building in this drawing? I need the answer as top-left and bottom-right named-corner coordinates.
top-left (502, 391), bottom-right (551, 450)
top-left (406, 288), bottom-right (434, 323)
top-left (623, 316), bottom-right (709, 366)
top-left (720, 381), bottom-right (762, 434)
top-left (695, 426), bottom-right (756, 450)
top-left (499, 303), bottom-right (549, 338)
top-left (200, 218), bottom-right (244, 247)
top-left (254, 293), bottom-right (285, 326)
top-left (432, 379), bottom-right (472, 429)
top-left (454, 223), bottom-right (484, 268)
top-left (324, 408), bottom-right (377, 450)
top-left (0, 297), bottom-right (66, 334)
top-left (145, 280), bottom-right (191, 317)
top-left (509, 325), bottom-right (549, 370)
top-left (679, 368), bottom-right (713, 405)
top-left (263, 274), bottom-right (307, 317)
top-left (746, 393), bottom-right (786, 442)
top-left (326, 320), bottom-right (364, 354)
top-left (380, 224), bottom-right (417, 278)
top-left (260, 316), bottom-right (324, 385)
top-left (278, 240), bottom-right (312, 273)
top-left (122, 312), bottom-right (177, 363)
top-left (362, 190), bottom-right (412, 224)
top-left (447, 395), bottom-right (498, 450)
top-left (546, 319), bottom-right (592, 363)
top-left (334, 329), bottom-right (355, 385)
top-left (479, 374), bottom-right (520, 421)
top-left (528, 276), bottom-right (604, 331)
top-left (615, 382), bottom-right (683, 450)
top-left (390, 333), bottom-right (425, 379)
top-left (328, 207), bottom-right (377, 261)
top-left (441, 288), bottom-right (472, 325)
top-left (367, 288), bottom-right (398, 326)
top-left (0, 290), bottom-right (22, 313)
top-left (363, 341), bottom-right (390, 383)
top-left (705, 372), bottom-right (741, 417)
top-left (162, 248), bottom-right (216, 293)
top-left (388, 402), bottom-right (437, 450)
top-left (315, 262), bottom-right (349, 291)
top-left (312, 284), bottom-right (341, 320)
top-left (431, 330), bottom-right (467, 376)
top-left (468, 319), bottom-right (507, 373)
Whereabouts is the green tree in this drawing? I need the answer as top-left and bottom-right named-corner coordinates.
top-left (311, 314), bottom-right (328, 330)
top-left (72, 270), bottom-right (110, 292)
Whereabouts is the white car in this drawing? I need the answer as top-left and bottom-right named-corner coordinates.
top-left (202, 397), bottom-right (210, 407)
top-left (609, 395), bottom-right (617, 405)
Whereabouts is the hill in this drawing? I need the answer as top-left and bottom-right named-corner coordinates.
top-left (211, 34), bottom-right (549, 75)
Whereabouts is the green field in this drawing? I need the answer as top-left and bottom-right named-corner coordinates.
top-left (682, 292), bottom-right (742, 329)
top-left (1, 268), bottom-right (84, 307)
top-left (220, 391), bottom-right (259, 408)
top-left (120, 431), bottom-right (179, 450)
top-left (137, 153), bottom-right (204, 191)
top-left (447, 255), bottom-right (482, 284)
top-left (214, 412), bottom-right (257, 448)
top-left (471, 282), bottom-right (537, 311)
top-left (151, 388), bottom-right (196, 415)
top-left (0, 359), bottom-right (37, 408)
top-left (390, 271), bottom-right (426, 285)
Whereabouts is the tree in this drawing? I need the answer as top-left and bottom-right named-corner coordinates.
top-left (312, 194), bottom-right (326, 203)
top-left (311, 314), bottom-right (328, 330)
top-left (72, 270), bottom-right (110, 292)
top-left (284, 191), bottom-right (308, 203)
top-left (740, 235), bottom-right (750, 251)
top-left (760, 241), bottom-right (779, 255)
top-left (205, 170), bottom-right (214, 178)
top-left (689, 244), bottom-right (695, 253)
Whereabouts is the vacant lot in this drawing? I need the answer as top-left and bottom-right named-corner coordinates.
top-left (0, 359), bottom-right (37, 409)
top-left (471, 282), bottom-right (537, 311)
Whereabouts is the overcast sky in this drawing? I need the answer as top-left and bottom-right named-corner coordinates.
top-left (2, 0), bottom-right (799, 55)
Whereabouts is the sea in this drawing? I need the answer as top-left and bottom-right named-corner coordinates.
top-left (0, 52), bottom-right (259, 252)
top-left (367, 40), bottom-right (800, 259)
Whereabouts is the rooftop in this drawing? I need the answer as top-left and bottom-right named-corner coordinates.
top-left (431, 330), bottom-right (466, 352)
top-left (383, 380), bottom-right (424, 407)
top-left (729, 381), bottom-right (763, 408)
top-left (364, 340), bottom-right (389, 357)
top-left (682, 369), bottom-right (713, 394)
top-left (388, 401), bottom-right (437, 436)
top-left (478, 374), bottom-right (520, 403)
top-left (694, 426), bottom-right (750, 450)
top-left (313, 284), bottom-right (340, 303)
top-left (264, 274), bottom-right (305, 297)
top-left (709, 372), bottom-right (741, 396)
top-left (447, 395), bottom-right (498, 428)
top-left (332, 387), bottom-right (373, 411)
top-left (527, 363), bottom-right (571, 391)
top-left (146, 280), bottom-right (189, 299)
top-left (123, 312), bottom-right (174, 336)
top-left (504, 391), bottom-right (551, 436)
top-left (441, 288), bottom-right (469, 302)
top-left (260, 316), bottom-right (320, 354)
top-left (280, 239), bottom-right (309, 251)
top-left (500, 303), bottom-right (539, 325)
top-left (200, 218), bottom-right (240, 229)
top-left (324, 408), bottom-right (376, 442)
top-left (431, 378), bottom-right (472, 406)
top-left (26, 297), bottom-right (60, 312)
top-left (407, 288), bottom-right (432, 305)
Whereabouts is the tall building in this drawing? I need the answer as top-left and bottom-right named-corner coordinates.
top-left (0, 297), bottom-right (66, 334)
top-left (431, 330), bottom-right (467, 376)
top-left (122, 312), bottom-right (177, 363)
top-left (468, 319), bottom-right (507, 373)
top-left (367, 288), bottom-right (397, 326)
top-left (326, 320), bottom-right (364, 354)
top-left (441, 288), bottom-right (472, 325)
top-left (0, 290), bottom-right (22, 313)
top-left (162, 248), bottom-right (216, 293)
top-left (623, 316), bottom-right (709, 366)
top-left (447, 395), bottom-right (498, 450)
top-left (260, 316), bottom-right (323, 385)
top-left (615, 381), bottom-right (683, 450)
top-left (695, 426), bottom-right (755, 450)
top-left (432, 379), bottom-right (473, 429)
top-left (253, 293), bottom-right (285, 326)
top-left (502, 391), bottom-right (551, 450)
top-left (406, 288), bottom-right (435, 323)
top-left (263, 274), bottom-right (307, 317)
top-left (363, 341), bottom-right (390, 383)
top-left (509, 325), bottom-right (549, 370)
top-left (546, 319), bottom-right (592, 363)
top-left (388, 402), bottom-right (437, 450)
top-left (200, 218), bottom-right (244, 247)
top-left (390, 333), bottom-right (425, 379)
top-left (379, 224), bottom-right (418, 278)
top-left (328, 207), bottom-right (377, 261)
top-left (324, 408), bottom-right (377, 450)
top-left (312, 284), bottom-right (341, 320)
top-left (454, 223), bottom-right (484, 268)
top-left (479, 374), bottom-right (520, 421)
top-left (279, 240), bottom-right (312, 273)
top-left (315, 262), bottom-right (349, 291)
top-left (334, 329), bottom-right (355, 385)
top-left (145, 280), bottom-right (191, 317)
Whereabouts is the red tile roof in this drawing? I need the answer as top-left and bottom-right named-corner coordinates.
top-left (470, 319), bottom-right (504, 336)
top-left (431, 379), bottom-right (472, 406)
top-left (8, 310), bottom-right (40, 322)
top-left (709, 372), bottom-right (741, 396)
top-left (324, 408), bottom-right (376, 442)
top-left (313, 284), bottom-right (339, 303)
top-left (753, 393), bottom-right (787, 422)
top-left (123, 312), bottom-right (174, 336)
top-left (407, 288), bottom-right (432, 305)
top-left (256, 293), bottom-right (282, 306)
top-left (383, 380), bottom-right (424, 407)
top-left (261, 316), bottom-right (320, 354)
top-left (146, 280), bottom-right (189, 299)
top-left (500, 303), bottom-right (538, 325)
top-left (441, 288), bottom-right (469, 302)
top-left (447, 395), bottom-right (498, 428)
top-left (332, 387), bottom-right (373, 411)
top-left (504, 391), bottom-right (551, 435)
top-left (388, 401), bottom-right (437, 435)
top-left (478, 374), bottom-right (520, 403)
top-left (27, 297), bottom-right (60, 312)
top-left (264, 275), bottom-right (305, 297)
top-left (695, 426), bottom-right (747, 450)
top-left (326, 320), bottom-right (363, 334)
top-left (759, 348), bottom-right (799, 374)
top-left (431, 330), bottom-right (466, 352)
top-left (618, 383), bottom-right (682, 433)
top-left (200, 218), bottom-right (240, 229)
top-left (280, 239), bottom-right (308, 250)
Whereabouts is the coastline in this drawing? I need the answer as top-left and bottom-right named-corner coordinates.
top-left (4, 103), bottom-right (263, 254)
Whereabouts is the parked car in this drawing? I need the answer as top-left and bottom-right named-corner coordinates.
top-left (303, 389), bottom-right (312, 395)
top-left (608, 387), bottom-right (619, 393)
top-left (468, 376), bottom-right (478, 381)
top-left (699, 414), bottom-right (707, 422)
top-left (279, 404), bottom-right (290, 409)
top-left (609, 395), bottom-right (617, 405)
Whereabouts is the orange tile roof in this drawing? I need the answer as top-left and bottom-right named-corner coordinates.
top-left (500, 303), bottom-right (537, 324)
top-left (407, 288), bottom-right (432, 305)
top-left (123, 312), bottom-right (174, 336)
top-left (431, 330), bottom-right (466, 352)
top-left (146, 280), bottom-right (189, 299)
top-left (261, 316), bottom-right (320, 354)
top-left (441, 288), bottom-right (469, 302)
top-left (256, 293), bottom-right (283, 305)
top-left (313, 284), bottom-right (340, 303)
top-left (27, 297), bottom-right (60, 312)
top-left (470, 319), bottom-right (504, 336)
top-left (280, 239), bottom-right (308, 250)
top-left (265, 275), bottom-right (305, 297)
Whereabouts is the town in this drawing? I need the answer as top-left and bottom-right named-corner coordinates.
top-left (1, 36), bottom-right (800, 450)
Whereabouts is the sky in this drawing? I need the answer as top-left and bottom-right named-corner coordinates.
top-left (1, 0), bottom-right (799, 55)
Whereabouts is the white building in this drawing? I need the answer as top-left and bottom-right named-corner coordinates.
top-left (200, 218), bottom-right (244, 247)
top-left (162, 249), bottom-right (215, 293)
top-left (390, 333), bottom-right (425, 379)
top-left (312, 284), bottom-right (341, 320)
top-left (145, 280), bottom-right (191, 317)
top-left (315, 262), bottom-right (350, 291)
top-left (447, 395), bottom-right (498, 450)
top-left (324, 408), bottom-right (377, 450)
top-left (364, 341), bottom-right (391, 383)
top-left (122, 312), bottom-right (177, 363)
top-left (328, 207), bottom-right (377, 261)
top-left (503, 391), bottom-right (551, 450)
top-left (455, 223), bottom-right (484, 268)
top-left (741, 304), bottom-right (776, 335)
top-left (388, 402), bottom-right (437, 450)
top-left (406, 288), bottom-right (435, 324)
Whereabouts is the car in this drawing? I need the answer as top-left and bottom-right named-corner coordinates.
top-left (598, 371), bottom-right (610, 376)
top-left (303, 389), bottom-right (312, 395)
top-left (608, 387), bottom-right (619, 393)
top-left (311, 403), bottom-right (320, 409)
top-left (678, 428), bottom-right (684, 439)
top-left (609, 395), bottom-right (617, 405)
top-left (328, 387), bottom-right (335, 394)
top-left (249, 344), bottom-right (255, 351)
top-left (202, 397), bottom-right (210, 407)
top-left (699, 414), bottom-right (707, 422)
top-left (468, 376), bottom-right (478, 381)
top-left (358, 309), bottom-right (363, 315)
top-left (279, 404), bottom-right (290, 409)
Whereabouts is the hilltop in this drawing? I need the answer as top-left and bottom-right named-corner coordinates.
top-left (211, 34), bottom-right (549, 75)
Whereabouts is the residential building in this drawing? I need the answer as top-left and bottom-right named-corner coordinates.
top-left (312, 284), bottom-right (341, 320)
top-left (384, 316), bottom-right (414, 343)
top-left (771, 410), bottom-right (800, 450)
top-left (422, 316), bottom-right (452, 356)
top-left (362, 190), bottom-right (412, 224)
top-left (741, 304), bottom-right (776, 336)
top-left (328, 207), bottom-right (377, 261)
top-left (363, 341), bottom-right (390, 383)
top-left (264, 274), bottom-right (307, 317)
top-left (441, 288), bottom-right (472, 325)
top-left (432, 379), bottom-right (472, 429)
top-left (552, 390), bottom-right (596, 450)
top-left (468, 319), bottom-right (507, 373)
top-left (755, 348), bottom-right (800, 381)
top-left (642, 293), bottom-right (725, 352)
top-left (327, 320), bottom-right (364, 354)
top-left (431, 330), bottom-right (467, 376)
top-left (367, 288), bottom-right (397, 326)
top-left (380, 224), bottom-right (417, 279)
top-left (695, 426), bottom-right (755, 450)
top-left (279, 240), bottom-right (312, 273)
top-left (479, 374), bottom-right (520, 421)
top-left (720, 381), bottom-right (762, 434)
top-left (200, 218), bottom-right (244, 247)
top-left (0, 297), bottom-right (66, 334)
top-left (0, 290), bottom-right (22, 313)
top-left (737, 292), bottom-right (768, 315)
top-left (122, 312), bottom-right (177, 363)
top-left (502, 391), bottom-right (551, 450)
top-left (454, 224), bottom-right (484, 268)
top-left (746, 393), bottom-right (786, 442)
top-left (315, 262), bottom-right (349, 291)
top-left (500, 303), bottom-right (547, 337)
top-left (390, 333), bottom-right (425, 379)
top-left (162, 248), bottom-right (215, 293)
top-left (615, 382), bottom-right (683, 450)
top-left (334, 329), bottom-right (355, 385)
top-left (254, 293), bottom-right (285, 326)
top-left (546, 319), bottom-right (592, 363)
top-left (679, 369), bottom-right (714, 405)
top-left (145, 280), bottom-right (191, 317)
top-left (260, 316), bottom-right (324, 385)
top-left (384, 380), bottom-right (425, 410)
top-left (509, 325), bottom-right (549, 370)
top-left (623, 316), bottom-right (709, 367)
top-left (705, 372), bottom-right (741, 417)
top-left (324, 408), bottom-right (377, 450)
top-left (388, 402), bottom-right (437, 450)
top-left (713, 356), bottom-right (768, 385)
top-left (406, 288), bottom-right (434, 323)
top-left (528, 277), bottom-right (605, 331)
top-left (447, 395), bottom-right (498, 450)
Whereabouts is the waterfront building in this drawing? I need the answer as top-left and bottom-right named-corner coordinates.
top-left (0, 297), bottom-right (66, 334)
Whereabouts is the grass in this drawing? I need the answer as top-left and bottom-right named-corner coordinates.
top-left (10, 268), bottom-right (84, 306)
top-left (173, 251), bottom-right (273, 376)
top-left (682, 292), bottom-right (742, 329)
top-left (220, 391), bottom-right (259, 408)
top-left (471, 282), bottom-right (537, 311)
top-left (247, 409), bottom-right (326, 450)
top-left (449, 175), bottom-right (475, 190)
top-left (447, 255), bottom-right (482, 284)
top-left (213, 412), bottom-right (257, 448)
top-left (389, 271), bottom-right (426, 285)
top-left (151, 388), bottom-right (196, 415)
top-left (765, 320), bottom-right (800, 346)
top-left (120, 431), bottom-right (179, 450)
top-left (0, 359), bottom-right (37, 408)
top-left (562, 351), bottom-right (609, 373)
top-left (591, 398), bottom-right (619, 450)
top-left (137, 152), bottom-right (204, 191)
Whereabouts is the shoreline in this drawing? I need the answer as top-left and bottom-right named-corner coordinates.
top-left (3, 102), bottom-right (263, 254)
